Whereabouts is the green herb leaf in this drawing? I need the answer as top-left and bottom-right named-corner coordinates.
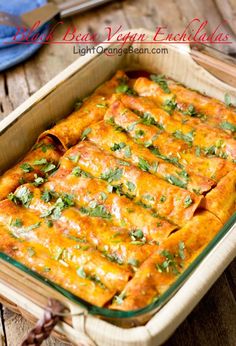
top-left (68, 154), bottom-right (80, 163)
top-left (224, 93), bottom-right (232, 107)
top-left (220, 121), bottom-right (236, 133)
top-left (163, 98), bottom-right (177, 114)
top-left (166, 175), bottom-right (187, 188)
top-left (195, 146), bottom-right (201, 157)
top-left (96, 103), bottom-right (107, 108)
top-left (20, 163), bottom-right (33, 173)
top-left (138, 157), bottom-right (150, 172)
top-left (143, 193), bottom-right (154, 201)
top-left (26, 222), bottom-right (41, 231)
top-left (126, 181), bottom-right (136, 192)
top-left (113, 291), bottom-right (126, 305)
top-left (80, 204), bottom-right (111, 219)
top-left (127, 121), bottom-right (140, 131)
top-left (184, 195), bottom-right (193, 208)
top-left (156, 249), bottom-right (180, 275)
top-left (116, 84), bottom-right (137, 95)
top-left (33, 158), bottom-right (48, 166)
top-left (41, 190), bottom-right (54, 203)
top-left (124, 145), bottom-right (132, 158)
top-left (27, 247), bottom-right (36, 257)
top-left (72, 167), bottom-right (91, 178)
top-left (128, 258), bottom-right (139, 267)
top-left (41, 162), bottom-right (56, 173)
top-left (173, 130), bottom-right (195, 144)
top-left (77, 267), bottom-right (86, 278)
top-left (160, 195), bottom-right (166, 203)
top-left (81, 127), bottom-right (91, 140)
top-left (100, 192), bottom-right (107, 201)
top-left (130, 229), bottom-right (144, 241)
top-left (150, 74), bottom-right (170, 94)
top-left (33, 175), bottom-right (45, 187)
top-left (150, 147), bottom-right (183, 168)
top-left (110, 142), bottom-right (126, 151)
top-left (134, 129), bottom-right (145, 139)
top-left (100, 168), bottom-right (123, 183)
top-left (178, 241), bottom-right (185, 260)
top-left (14, 186), bottom-right (33, 207)
top-left (10, 218), bottom-right (23, 227)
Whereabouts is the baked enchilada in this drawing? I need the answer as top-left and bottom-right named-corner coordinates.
top-left (0, 71), bottom-right (235, 311)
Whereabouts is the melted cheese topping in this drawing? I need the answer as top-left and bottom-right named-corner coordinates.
top-left (0, 71), bottom-right (235, 311)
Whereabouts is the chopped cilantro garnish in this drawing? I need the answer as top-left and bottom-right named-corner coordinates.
top-left (166, 174), bottom-right (186, 188)
top-left (173, 130), bottom-right (195, 144)
top-left (41, 190), bottom-right (54, 203)
top-left (150, 74), bottom-right (170, 94)
top-left (27, 247), bottom-right (36, 257)
top-left (10, 218), bottom-right (23, 227)
top-left (72, 167), bottom-right (91, 178)
top-left (134, 129), bottom-right (145, 139)
top-left (156, 249), bottom-right (180, 275)
top-left (100, 192), bottom-right (107, 201)
top-left (184, 195), bottom-right (193, 208)
top-left (41, 162), bottom-right (56, 174)
top-left (41, 193), bottom-right (75, 220)
top-left (26, 222), bottom-right (41, 231)
top-left (130, 229), bottom-right (145, 243)
top-left (43, 266), bottom-right (51, 272)
top-left (178, 241), bottom-right (185, 260)
top-left (33, 175), bottom-right (45, 186)
top-left (124, 145), bottom-right (132, 158)
top-left (126, 181), bottom-right (136, 192)
top-left (77, 267), bottom-right (86, 278)
top-left (143, 193), bottom-right (154, 201)
top-left (127, 121), bottom-right (140, 131)
top-left (116, 84), bottom-right (137, 95)
top-left (138, 157), bottom-right (150, 172)
top-left (33, 158), bottom-right (47, 166)
top-left (118, 159), bottom-right (130, 166)
top-left (220, 121), bottom-right (236, 133)
top-left (160, 195), bottom-right (166, 203)
top-left (224, 93), bottom-right (232, 107)
top-left (177, 170), bottom-right (189, 180)
top-left (9, 186), bottom-right (33, 207)
top-left (150, 147), bottom-right (183, 168)
top-left (113, 291), bottom-right (126, 305)
top-left (195, 146), bottom-right (201, 157)
top-left (100, 168), bottom-right (123, 183)
top-left (96, 103), bottom-right (107, 108)
top-left (81, 127), bottom-right (91, 140)
top-left (80, 204), bottom-right (111, 219)
top-left (141, 112), bottom-right (156, 125)
top-left (110, 142), bottom-right (126, 151)
top-left (128, 258), bottom-right (139, 267)
top-left (20, 163), bottom-right (33, 173)
top-left (163, 98), bottom-right (177, 114)
top-left (68, 154), bottom-right (80, 163)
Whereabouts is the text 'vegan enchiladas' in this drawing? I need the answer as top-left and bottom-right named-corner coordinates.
top-left (0, 71), bottom-right (235, 311)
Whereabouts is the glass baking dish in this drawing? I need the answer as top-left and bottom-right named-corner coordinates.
top-left (0, 34), bottom-right (235, 330)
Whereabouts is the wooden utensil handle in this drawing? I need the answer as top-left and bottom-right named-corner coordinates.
top-left (20, 299), bottom-right (65, 346)
top-left (58, 0), bottom-right (114, 18)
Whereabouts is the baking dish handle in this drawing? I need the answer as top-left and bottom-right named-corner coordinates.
top-left (20, 298), bottom-right (65, 346)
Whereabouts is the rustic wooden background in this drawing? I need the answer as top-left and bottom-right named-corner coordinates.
top-left (0, 0), bottom-right (236, 345)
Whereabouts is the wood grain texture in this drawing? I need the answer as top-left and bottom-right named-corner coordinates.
top-left (0, 0), bottom-right (235, 345)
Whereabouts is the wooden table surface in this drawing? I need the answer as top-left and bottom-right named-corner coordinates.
top-left (0, 0), bottom-right (236, 345)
